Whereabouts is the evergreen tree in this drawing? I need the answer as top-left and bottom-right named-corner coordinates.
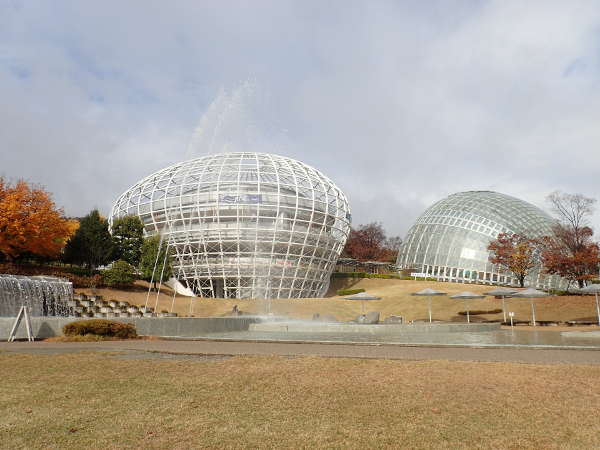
top-left (139, 235), bottom-right (172, 289)
top-left (63, 209), bottom-right (113, 270)
top-left (102, 259), bottom-right (137, 287)
top-left (111, 215), bottom-right (144, 266)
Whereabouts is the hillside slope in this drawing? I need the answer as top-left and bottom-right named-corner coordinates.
top-left (74, 278), bottom-right (600, 323)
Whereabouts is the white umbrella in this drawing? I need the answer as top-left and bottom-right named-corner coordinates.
top-left (578, 284), bottom-right (600, 326)
top-left (450, 291), bottom-right (486, 323)
top-left (484, 288), bottom-right (519, 323)
top-left (343, 292), bottom-right (382, 314)
top-left (511, 288), bottom-right (550, 326)
top-left (411, 288), bottom-right (447, 323)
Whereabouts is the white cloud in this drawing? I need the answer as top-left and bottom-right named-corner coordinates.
top-left (1, 0), bottom-right (600, 234)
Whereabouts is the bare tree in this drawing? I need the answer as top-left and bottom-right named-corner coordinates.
top-left (545, 192), bottom-right (599, 287)
top-left (547, 191), bottom-right (596, 248)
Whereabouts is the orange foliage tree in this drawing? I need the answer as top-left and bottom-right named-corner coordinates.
top-left (540, 225), bottom-right (600, 288)
top-left (0, 178), bottom-right (78, 261)
top-left (488, 232), bottom-right (540, 287)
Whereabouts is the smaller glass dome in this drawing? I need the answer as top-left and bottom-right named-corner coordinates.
top-left (397, 191), bottom-right (563, 288)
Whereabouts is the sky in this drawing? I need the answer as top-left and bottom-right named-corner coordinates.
top-left (1, 0), bottom-right (600, 237)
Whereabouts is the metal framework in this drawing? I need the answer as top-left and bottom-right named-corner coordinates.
top-left (110, 152), bottom-right (351, 299)
top-left (397, 191), bottom-right (565, 289)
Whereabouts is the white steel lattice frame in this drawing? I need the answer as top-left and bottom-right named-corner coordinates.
top-left (109, 152), bottom-right (351, 299)
top-left (397, 191), bottom-right (566, 289)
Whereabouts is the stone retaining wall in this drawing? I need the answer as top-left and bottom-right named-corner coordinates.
top-left (0, 316), bottom-right (259, 340)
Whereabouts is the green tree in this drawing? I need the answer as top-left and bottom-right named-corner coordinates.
top-left (63, 210), bottom-right (113, 271)
top-left (102, 259), bottom-right (137, 287)
top-left (139, 235), bottom-right (172, 290)
top-left (111, 216), bottom-right (144, 266)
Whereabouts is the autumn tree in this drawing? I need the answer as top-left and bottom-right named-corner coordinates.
top-left (0, 178), bottom-right (78, 261)
top-left (111, 215), bottom-right (144, 266)
top-left (540, 229), bottom-right (599, 288)
top-left (63, 210), bottom-right (114, 270)
top-left (541, 192), bottom-right (600, 287)
top-left (343, 222), bottom-right (401, 261)
top-left (139, 235), bottom-right (172, 290)
top-left (488, 232), bottom-right (540, 287)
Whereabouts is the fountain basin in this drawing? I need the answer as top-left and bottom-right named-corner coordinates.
top-left (249, 322), bottom-right (501, 334)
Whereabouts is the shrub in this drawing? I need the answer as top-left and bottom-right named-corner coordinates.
top-left (102, 260), bottom-right (137, 287)
top-left (458, 309), bottom-right (503, 316)
top-left (399, 276), bottom-right (439, 281)
top-left (69, 273), bottom-right (104, 289)
top-left (58, 265), bottom-right (99, 276)
top-left (331, 272), bottom-right (439, 281)
top-left (63, 319), bottom-right (137, 338)
top-left (0, 263), bottom-right (105, 288)
top-left (332, 272), bottom-right (403, 279)
top-left (337, 288), bottom-right (366, 296)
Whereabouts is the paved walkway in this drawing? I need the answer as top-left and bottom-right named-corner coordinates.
top-left (2, 339), bottom-right (600, 365)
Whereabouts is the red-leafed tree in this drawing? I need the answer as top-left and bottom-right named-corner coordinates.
top-left (488, 233), bottom-right (540, 287)
top-left (540, 225), bottom-right (599, 288)
top-left (541, 192), bottom-right (600, 288)
top-left (343, 222), bottom-right (402, 262)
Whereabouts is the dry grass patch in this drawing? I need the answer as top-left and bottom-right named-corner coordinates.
top-left (44, 335), bottom-right (139, 342)
top-left (1, 352), bottom-right (599, 449)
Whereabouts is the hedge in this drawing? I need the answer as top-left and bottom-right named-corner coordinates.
top-left (336, 288), bottom-right (366, 296)
top-left (63, 320), bottom-right (137, 339)
top-left (331, 272), bottom-right (437, 281)
top-left (332, 272), bottom-right (402, 279)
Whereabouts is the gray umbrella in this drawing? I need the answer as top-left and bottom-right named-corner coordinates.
top-left (484, 288), bottom-right (519, 323)
top-left (450, 291), bottom-right (486, 323)
top-left (411, 288), bottom-right (447, 323)
top-left (343, 292), bottom-right (382, 314)
top-left (578, 284), bottom-right (600, 326)
top-left (511, 288), bottom-right (550, 326)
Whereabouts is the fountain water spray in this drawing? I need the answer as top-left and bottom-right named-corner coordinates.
top-left (186, 80), bottom-right (290, 159)
top-left (0, 274), bottom-right (72, 317)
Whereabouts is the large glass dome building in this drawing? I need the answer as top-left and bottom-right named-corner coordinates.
top-left (397, 191), bottom-right (563, 288)
top-left (110, 152), bottom-right (351, 299)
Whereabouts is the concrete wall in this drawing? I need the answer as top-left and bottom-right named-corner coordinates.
top-left (0, 316), bottom-right (259, 340)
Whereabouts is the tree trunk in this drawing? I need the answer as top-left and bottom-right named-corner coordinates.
top-left (519, 274), bottom-right (525, 288)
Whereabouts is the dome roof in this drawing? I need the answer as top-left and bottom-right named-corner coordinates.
top-left (397, 191), bottom-right (560, 288)
top-left (110, 152), bottom-right (349, 224)
top-left (417, 191), bottom-right (555, 240)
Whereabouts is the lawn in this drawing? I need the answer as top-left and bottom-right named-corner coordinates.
top-left (1, 351), bottom-right (599, 449)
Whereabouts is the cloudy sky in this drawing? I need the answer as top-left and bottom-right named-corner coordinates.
top-left (2, 0), bottom-right (600, 237)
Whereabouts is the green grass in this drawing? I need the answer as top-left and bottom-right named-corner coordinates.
top-left (1, 352), bottom-right (599, 449)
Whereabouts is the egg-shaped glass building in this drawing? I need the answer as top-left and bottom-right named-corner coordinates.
top-left (397, 191), bottom-right (563, 288)
top-left (110, 152), bottom-right (351, 299)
